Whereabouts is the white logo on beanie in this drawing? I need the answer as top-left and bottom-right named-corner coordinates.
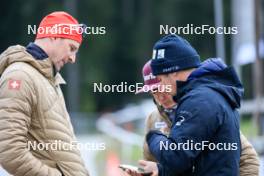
top-left (157, 49), bottom-right (165, 59)
top-left (163, 66), bottom-right (179, 72)
top-left (152, 49), bottom-right (157, 59)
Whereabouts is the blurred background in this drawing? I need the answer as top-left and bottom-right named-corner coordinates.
top-left (0, 0), bottom-right (264, 175)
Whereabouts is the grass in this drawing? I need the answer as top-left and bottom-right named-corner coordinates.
top-left (240, 116), bottom-right (258, 137)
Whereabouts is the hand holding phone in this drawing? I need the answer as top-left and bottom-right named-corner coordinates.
top-left (119, 164), bottom-right (152, 176)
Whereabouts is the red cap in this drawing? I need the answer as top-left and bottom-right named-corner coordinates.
top-left (36, 11), bottom-right (83, 44)
top-left (136, 60), bottom-right (161, 94)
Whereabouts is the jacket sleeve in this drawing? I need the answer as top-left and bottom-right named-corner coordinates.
top-left (146, 96), bottom-right (220, 176)
top-left (0, 70), bottom-right (62, 176)
top-left (239, 132), bottom-right (260, 176)
top-left (143, 112), bottom-right (158, 162)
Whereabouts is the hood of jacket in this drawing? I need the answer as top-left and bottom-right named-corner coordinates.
top-left (175, 58), bottom-right (244, 109)
top-left (0, 45), bottom-right (54, 80)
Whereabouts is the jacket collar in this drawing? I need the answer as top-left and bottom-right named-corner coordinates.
top-left (26, 42), bottom-right (49, 60)
top-left (54, 73), bottom-right (66, 86)
top-left (0, 45), bottom-right (63, 83)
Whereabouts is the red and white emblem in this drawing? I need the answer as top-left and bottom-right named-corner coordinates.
top-left (8, 79), bottom-right (21, 90)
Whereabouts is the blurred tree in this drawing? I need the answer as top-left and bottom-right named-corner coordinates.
top-left (0, 0), bottom-right (238, 114)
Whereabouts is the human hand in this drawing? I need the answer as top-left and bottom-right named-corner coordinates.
top-left (138, 160), bottom-right (158, 176)
top-left (122, 168), bottom-right (142, 176)
top-left (160, 127), bottom-right (170, 136)
top-left (122, 160), bottom-right (158, 176)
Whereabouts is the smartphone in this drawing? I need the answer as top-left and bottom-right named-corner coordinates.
top-left (118, 164), bottom-right (152, 176)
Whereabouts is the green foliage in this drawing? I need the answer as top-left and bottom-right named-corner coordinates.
top-left (241, 114), bottom-right (258, 137)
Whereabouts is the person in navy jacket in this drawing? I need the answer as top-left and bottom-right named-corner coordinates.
top-left (126, 34), bottom-right (243, 176)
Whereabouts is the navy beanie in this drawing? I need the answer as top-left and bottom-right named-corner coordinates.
top-left (150, 34), bottom-right (201, 75)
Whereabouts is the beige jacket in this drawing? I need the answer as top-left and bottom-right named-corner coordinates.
top-left (240, 133), bottom-right (260, 176)
top-left (0, 45), bottom-right (89, 176)
top-left (143, 109), bottom-right (260, 176)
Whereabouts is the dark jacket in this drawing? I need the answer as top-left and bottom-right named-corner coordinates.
top-left (146, 58), bottom-right (243, 176)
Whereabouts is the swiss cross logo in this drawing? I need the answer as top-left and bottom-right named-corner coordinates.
top-left (8, 79), bottom-right (21, 90)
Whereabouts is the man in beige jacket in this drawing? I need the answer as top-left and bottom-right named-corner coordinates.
top-left (0, 11), bottom-right (89, 176)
